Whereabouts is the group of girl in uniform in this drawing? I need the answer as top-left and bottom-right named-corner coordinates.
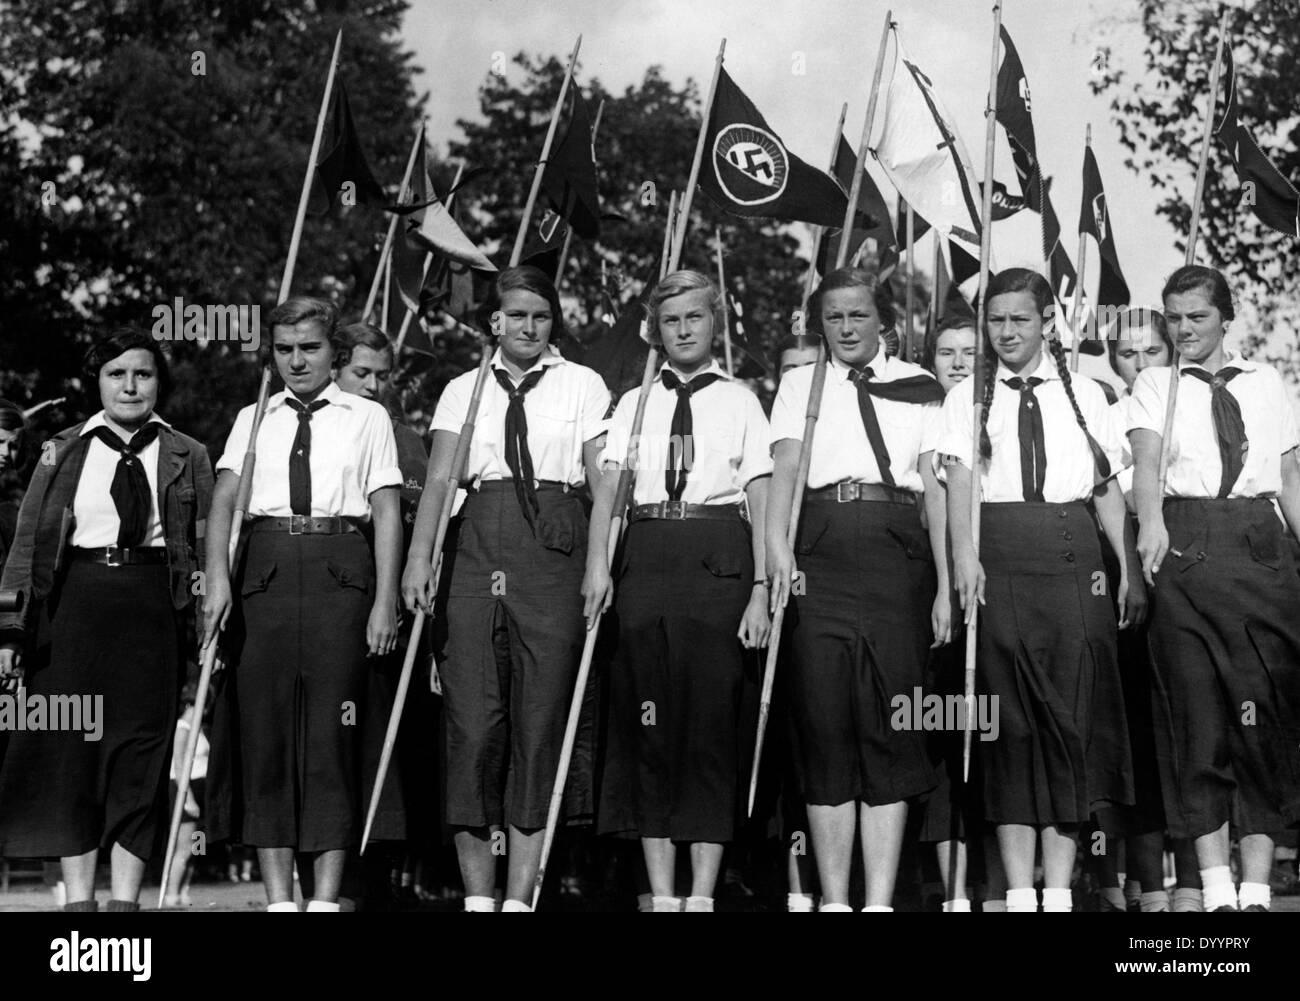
top-left (0, 258), bottom-right (1295, 914)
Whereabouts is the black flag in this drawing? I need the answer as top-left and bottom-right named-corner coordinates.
top-left (817, 136), bottom-right (892, 274)
top-left (311, 80), bottom-right (385, 214)
top-left (541, 88), bottom-right (603, 240)
top-left (701, 67), bottom-right (849, 227)
top-left (995, 25), bottom-right (1042, 212)
top-left (1079, 145), bottom-right (1130, 307)
top-left (1041, 177), bottom-right (1077, 305)
top-left (1214, 47), bottom-right (1299, 237)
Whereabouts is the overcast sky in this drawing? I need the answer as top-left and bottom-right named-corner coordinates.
top-left (402, 0), bottom-right (1188, 311)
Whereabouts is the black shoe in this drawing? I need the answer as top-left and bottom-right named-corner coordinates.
top-left (1241, 904), bottom-right (1269, 912)
top-left (1212, 905), bottom-right (1237, 912)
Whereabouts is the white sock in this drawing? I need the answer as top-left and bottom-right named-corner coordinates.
top-left (1140, 889), bottom-right (1170, 912)
top-left (942, 898), bottom-right (971, 912)
top-left (1006, 887), bottom-right (1039, 912)
top-left (1237, 881), bottom-right (1270, 910)
top-left (787, 892), bottom-right (815, 912)
top-left (981, 898), bottom-right (1006, 913)
top-left (1041, 888), bottom-right (1072, 912)
top-left (1172, 887), bottom-right (1204, 913)
top-left (684, 896), bottom-right (713, 912)
top-left (860, 905), bottom-right (893, 912)
top-left (636, 892), bottom-right (654, 913)
top-left (501, 899), bottom-right (532, 912)
top-left (651, 895), bottom-right (682, 912)
top-left (818, 902), bottom-right (853, 912)
top-left (305, 899), bottom-right (340, 912)
top-left (1100, 886), bottom-right (1126, 910)
top-left (266, 901), bottom-right (299, 913)
top-left (463, 894), bottom-right (497, 913)
top-left (1200, 866), bottom-right (1235, 911)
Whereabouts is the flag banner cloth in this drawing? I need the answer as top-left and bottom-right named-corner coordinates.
top-left (700, 66), bottom-right (850, 227)
top-left (870, 26), bottom-right (984, 267)
top-left (1214, 46), bottom-right (1300, 238)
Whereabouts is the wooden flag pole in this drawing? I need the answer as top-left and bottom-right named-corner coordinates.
top-left (512, 35), bottom-right (583, 266)
top-left (393, 160), bottom-right (466, 354)
top-left (381, 250), bottom-right (393, 327)
top-left (554, 98), bottom-right (605, 286)
top-left (670, 39), bottom-right (727, 269)
top-left (905, 204), bottom-right (916, 361)
top-left (1068, 125), bottom-right (1092, 372)
top-left (797, 103), bottom-right (850, 308)
top-left (532, 195), bottom-right (679, 909)
top-left (1158, 7), bottom-right (1230, 494)
top-left (160, 29), bottom-right (345, 909)
top-left (362, 334), bottom-right (494, 852)
top-left (661, 190), bottom-right (678, 275)
top-left (714, 227), bottom-right (734, 374)
top-left (961, 0), bottom-right (1004, 784)
top-left (748, 11), bottom-right (893, 817)
top-left (364, 123), bottom-right (426, 322)
top-left (364, 152), bottom-right (501, 851)
top-left (927, 233), bottom-right (941, 333)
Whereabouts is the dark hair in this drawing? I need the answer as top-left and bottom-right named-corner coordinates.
top-left (82, 327), bottom-right (173, 403)
top-left (977, 268), bottom-right (1110, 481)
top-left (923, 315), bottom-right (977, 374)
top-left (262, 295), bottom-right (343, 364)
top-left (477, 265), bottom-right (567, 342)
top-left (1161, 264), bottom-right (1234, 322)
top-left (336, 321), bottom-right (393, 368)
top-left (771, 332), bottom-right (820, 372)
top-left (808, 267), bottom-right (896, 340)
top-left (0, 400), bottom-right (25, 434)
top-left (1104, 307), bottom-right (1172, 373)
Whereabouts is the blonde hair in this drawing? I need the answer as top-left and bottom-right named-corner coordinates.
top-left (646, 270), bottom-right (725, 344)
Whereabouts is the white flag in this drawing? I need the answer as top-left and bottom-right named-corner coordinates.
top-left (870, 27), bottom-right (985, 268)
top-left (414, 198), bottom-right (496, 272)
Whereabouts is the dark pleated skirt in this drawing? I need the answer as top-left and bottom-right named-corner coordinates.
top-left (977, 502), bottom-right (1132, 826)
top-left (440, 483), bottom-right (592, 829)
top-left (0, 559), bottom-right (181, 859)
top-left (206, 527), bottom-right (373, 852)
top-left (784, 499), bottom-right (937, 807)
top-left (598, 517), bottom-right (756, 843)
top-left (1147, 497), bottom-right (1300, 839)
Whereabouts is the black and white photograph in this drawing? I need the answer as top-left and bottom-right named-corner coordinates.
top-left (0, 0), bottom-right (1297, 985)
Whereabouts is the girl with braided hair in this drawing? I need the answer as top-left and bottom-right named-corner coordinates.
top-left (935, 267), bottom-right (1145, 912)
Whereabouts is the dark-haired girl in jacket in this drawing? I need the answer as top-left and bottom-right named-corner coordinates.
top-left (937, 268), bottom-right (1145, 913)
top-left (0, 330), bottom-right (212, 912)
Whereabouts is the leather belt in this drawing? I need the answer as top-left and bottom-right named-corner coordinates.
top-left (251, 515), bottom-right (361, 536)
top-left (71, 546), bottom-right (168, 566)
top-left (469, 479), bottom-right (573, 494)
top-left (629, 502), bottom-right (745, 523)
top-left (806, 482), bottom-right (916, 505)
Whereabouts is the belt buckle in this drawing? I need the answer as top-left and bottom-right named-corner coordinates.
top-left (662, 500), bottom-right (687, 520)
top-left (288, 514), bottom-right (308, 536)
top-left (835, 482), bottom-right (857, 503)
top-left (104, 545), bottom-right (125, 567)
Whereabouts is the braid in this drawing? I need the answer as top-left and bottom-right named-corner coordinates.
top-left (1047, 337), bottom-right (1111, 480)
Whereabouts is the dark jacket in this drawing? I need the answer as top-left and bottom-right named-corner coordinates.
top-left (0, 420), bottom-right (213, 636)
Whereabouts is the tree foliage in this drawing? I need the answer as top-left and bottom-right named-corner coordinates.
top-left (0, 0), bottom-right (422, 448)
top-left (1092, 0), bottom-right (1300, 378)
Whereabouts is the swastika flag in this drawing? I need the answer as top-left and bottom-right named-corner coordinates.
top-left (699, 66), bottom-right (849, 227)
